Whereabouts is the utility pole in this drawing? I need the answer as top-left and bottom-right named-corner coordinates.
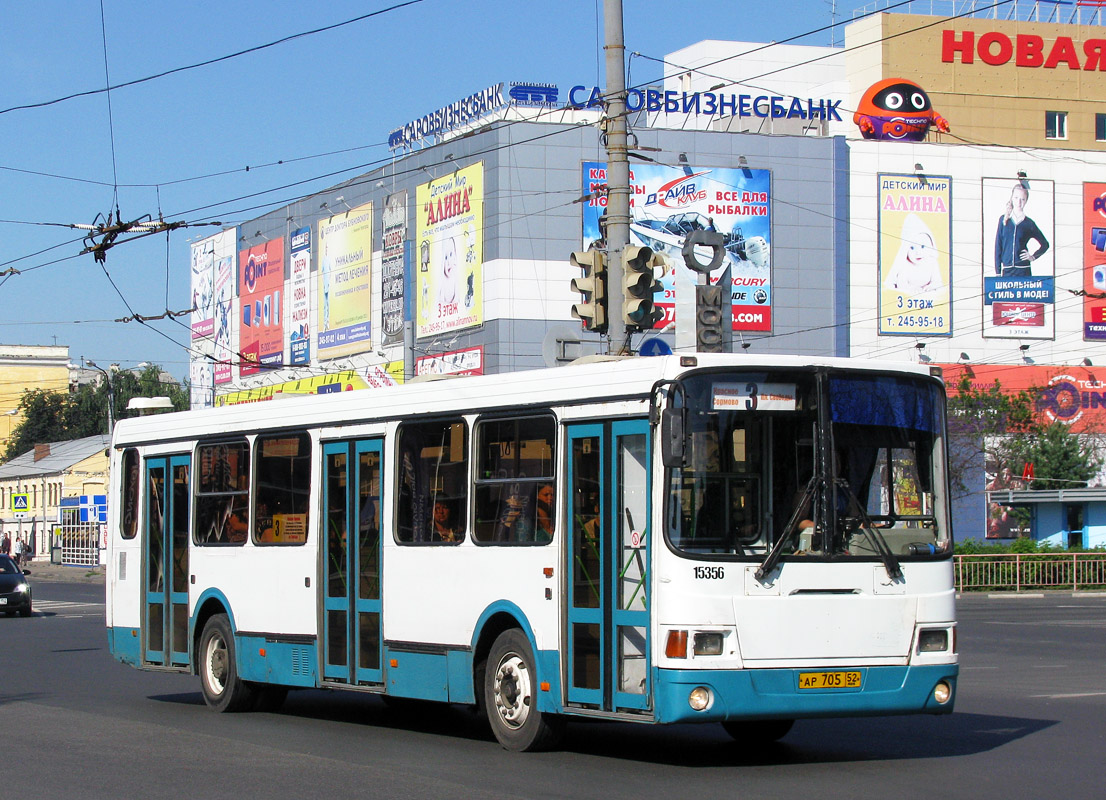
top-left (603, 0), bottom-right (632, 355)
top-left (85, 360), bottom-right (115, 434)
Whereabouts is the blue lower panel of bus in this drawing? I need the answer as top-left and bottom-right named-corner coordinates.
top-left (108, 627), bottom-right (141, 666)
top-left (385, 649), bottom-right (451, 702)
top-left (237, 635), bottom-right (317, 688)
top-left (381, 647), bottom-right (562, 709)
top-left (653, 664), bottom-right (958, 724)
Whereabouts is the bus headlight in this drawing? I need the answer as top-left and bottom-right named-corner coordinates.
top-left (688, 686), bottom-right (712, 711)
top-left (918, 629), bottom-right (949, 653)
top-left (933, 681), bottom-right (952, 705)
top-left (693, 632), bottom-right (724, 656)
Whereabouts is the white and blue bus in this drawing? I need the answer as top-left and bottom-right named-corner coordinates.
top-left (105, 354), bottom-right (957, 751)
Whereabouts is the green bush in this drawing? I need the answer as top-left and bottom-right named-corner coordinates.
top-left (956, 539), bottom-right (1105, 556)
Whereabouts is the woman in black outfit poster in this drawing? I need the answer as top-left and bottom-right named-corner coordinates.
top-left (994, 182), bottom-right (1049, 277)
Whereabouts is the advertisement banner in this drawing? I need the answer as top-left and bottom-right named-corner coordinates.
top-left (381, 191), bottom-right (408, 346)
top-left (191, 229), bottom-right (235, 393)
top-left (318, 202), bottom-right (373, 358)
top-left (982, 177), bottom-right (1054, 339)
top-left (215, 370), bottom-right (367, 406)
top-left (581, 161), bottom-right (772, 331)
top-left (238, 237), bottom-right (285, 376)
top-left (289, 226), bottom-right (311, 365)
top-left (1083, 183), bottom-right (1106, 341)
top-left (213, 365), bottom-right (403, 406)
top-left (190, 236), bottom-right (215, 340)
top-left (942, 362), bottom-right (1106, 433)
top-left (416, 162), bottom-right (484, 338)
top-left (190, 359), bottom-right (213, 409)
top-left (210, 230), bottom-right (236, 385)
top-left (415, 345), bottom-right (484, 376)
top-left (877, 174), bottom-right (953, 336)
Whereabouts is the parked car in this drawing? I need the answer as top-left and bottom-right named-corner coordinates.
top-left (0, 555), bottom-right (32, 617)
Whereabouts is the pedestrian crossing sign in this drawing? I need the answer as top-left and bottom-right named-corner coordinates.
top-left (11, 493), bottom-right (28, 518)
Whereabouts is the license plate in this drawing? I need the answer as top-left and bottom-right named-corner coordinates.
top-left (0, 598), bottom-right (7, 605)
top-left (798, 670), bottom-right (862, 690)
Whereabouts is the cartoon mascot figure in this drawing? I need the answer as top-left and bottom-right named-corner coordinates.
top-left (854, 78), bottom-right (950, 141)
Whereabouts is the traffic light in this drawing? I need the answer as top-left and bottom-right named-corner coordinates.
top-left (570, 250), bottom-right (608, 333)
top-left (622, 245), bottom-right (665, 330)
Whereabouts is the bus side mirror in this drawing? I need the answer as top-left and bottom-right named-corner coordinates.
top-left (660, 407), bottom-right (686, 468)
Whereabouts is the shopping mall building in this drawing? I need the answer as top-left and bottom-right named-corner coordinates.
top-left (188, 2), bottom-right (1106, 539)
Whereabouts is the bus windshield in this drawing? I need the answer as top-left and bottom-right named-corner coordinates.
top-left (665, 369), bottom-right (950, 564)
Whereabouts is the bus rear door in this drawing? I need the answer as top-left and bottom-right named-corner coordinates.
top-left (566, 420), bottom-right (652, 713)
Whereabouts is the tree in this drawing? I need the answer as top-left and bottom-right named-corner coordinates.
top-left (3, 365), bottom-right (189, 460)
top-left (1003, 421), bottom-right (1101, 490)
top-left (947, 375), bottom-right (1103, 495)
top-left (946, 376), bottom-right (1037, 500)
top-left (5, 389), bottom-right (72, 457)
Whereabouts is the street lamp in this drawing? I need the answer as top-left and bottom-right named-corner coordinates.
top-left (85, 360), bottom-right (115, 433)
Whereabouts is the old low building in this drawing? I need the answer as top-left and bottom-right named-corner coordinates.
top-left (0, 435), bottom-right (110, 562)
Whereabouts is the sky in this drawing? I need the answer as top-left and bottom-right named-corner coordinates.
top-left (0, 0), bottom-right (844, 381)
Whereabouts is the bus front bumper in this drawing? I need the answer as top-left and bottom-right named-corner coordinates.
top-left (653, 664), bottom-right (957, 724)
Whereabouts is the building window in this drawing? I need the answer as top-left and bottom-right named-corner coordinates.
top-left (1096, 113), bottom-right (1106, 143)
top-left (1045, 111), bottom-right (1067, 140)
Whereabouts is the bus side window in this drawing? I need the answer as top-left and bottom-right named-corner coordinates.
top-left (473, 415), bottom-right (556, 544)
top-left (120, 448), bottom-right (140, 540)
top-left (194, 440), bottom-right (250, 545)
top-left (254, 432), bottom-right (311, 545)
top-left (396, 419), bottom-right (468, 544)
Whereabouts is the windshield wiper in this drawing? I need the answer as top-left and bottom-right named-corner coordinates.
top-left (755, 477), bottom-right (816, 581)
top-left (836, 480), bottom-right (902, 581)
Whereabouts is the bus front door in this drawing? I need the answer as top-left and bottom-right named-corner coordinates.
top-left (143, 455), bottom-right (190, 669)
top-left (322, 440), bottom-right (383, 686)
top-left (566, 420), bottom-right (652, 713)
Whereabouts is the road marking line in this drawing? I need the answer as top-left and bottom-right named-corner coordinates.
top-left (33, 601), bottom-right (105, 610)
top-left (1030, 692), bottom-right (1106, 699)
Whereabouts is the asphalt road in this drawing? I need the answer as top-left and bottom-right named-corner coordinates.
top-left (3, 583), bottom-right (1104, 799)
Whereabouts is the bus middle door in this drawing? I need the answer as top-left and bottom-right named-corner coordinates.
top-left (321, 440), bottom-right (383, 686)
top-left (566, 420), bottom-right (652, 714)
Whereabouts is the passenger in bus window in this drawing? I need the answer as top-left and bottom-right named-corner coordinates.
top-left (359, 493), bottom-right (378, 536)
top-left (495, 486), bottom-right (529, 543)
top-left (497, 484), bottom-right (554, 543)
top-left (431, 500), bottom-right (458, 543)
top-left (580, 492), bottom-right (601, 541)
top-left (224, 505), bottom-right (248, 543)
top-left (532, 483), bottom-right (555, 542)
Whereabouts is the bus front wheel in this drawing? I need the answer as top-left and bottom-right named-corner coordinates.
top-left (199, 613), bottom-right (256, 712)
top-left (484, 629), bottom-right (564, 751)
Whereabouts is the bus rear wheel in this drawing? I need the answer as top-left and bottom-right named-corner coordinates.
top-left (722, 718), bottom-right (794, 744)
top-left (199, 613), bottom-right (256, 712)
top-left (484, 629), bottom-right (563, 752)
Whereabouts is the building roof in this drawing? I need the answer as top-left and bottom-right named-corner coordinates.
top-left (0, 434), bottom-right (110, 479)
top-left (988, 487), bottom-right (1106, 506)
